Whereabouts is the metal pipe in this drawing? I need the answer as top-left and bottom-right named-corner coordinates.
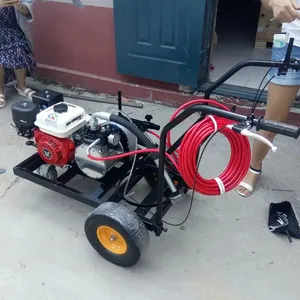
top-left (117, 91), bottom-right (122, 115)
top-left (204, 59), bottom-right (300, 99)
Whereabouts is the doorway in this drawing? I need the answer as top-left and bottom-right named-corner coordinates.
top-left (210, 0), bottom-right (272, 89)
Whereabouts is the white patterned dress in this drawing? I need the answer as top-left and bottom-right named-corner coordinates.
top-left (0, 6), bottom-right (36, 84)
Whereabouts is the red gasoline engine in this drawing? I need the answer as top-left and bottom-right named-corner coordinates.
top-left (33, 129), bottom-right (76, 167)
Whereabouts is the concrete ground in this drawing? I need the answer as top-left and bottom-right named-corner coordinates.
top-left (0, 87), bottom-right (300, 300)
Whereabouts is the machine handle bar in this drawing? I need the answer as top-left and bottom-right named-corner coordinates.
top-left (204, 38), bottom-right (299, 99)
top-left (257, 118), bottom-right (300, 139)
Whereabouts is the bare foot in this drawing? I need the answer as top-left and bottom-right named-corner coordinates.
top-left (237, 167), bottom-right (262, 197)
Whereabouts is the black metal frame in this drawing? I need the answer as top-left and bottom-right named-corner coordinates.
top-left (13, 145), bottom-right (189, 233)
top-left (13, 39), bottom-right (300, 237)
top-left (13, 151), bottom-right (181, 232)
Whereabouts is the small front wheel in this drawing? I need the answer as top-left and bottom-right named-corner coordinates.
top-left (84, 202), bottom-right (149, 267)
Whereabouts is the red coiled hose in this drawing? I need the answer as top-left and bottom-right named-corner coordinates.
top-left (176, 116), bottom-right (250, 195)
top-left (166, 99), bottom-right (230, 153)
top-left (87, 99), bottom-right (251, 196)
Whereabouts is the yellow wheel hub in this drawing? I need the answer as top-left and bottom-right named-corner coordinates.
top-left (96, 225), bottom-right (127, 255)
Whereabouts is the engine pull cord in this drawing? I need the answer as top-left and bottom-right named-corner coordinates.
top-left (87, 99), bottom-right (277, 196)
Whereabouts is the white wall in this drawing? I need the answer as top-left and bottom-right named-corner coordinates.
top-left (43, 0), bottom-right (113, 8)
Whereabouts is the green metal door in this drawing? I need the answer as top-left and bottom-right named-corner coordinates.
top-left (113, 0), bottom-right (217, 88)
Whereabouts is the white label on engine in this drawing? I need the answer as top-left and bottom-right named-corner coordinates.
top-left (45, 113), bottom-right (58, 128)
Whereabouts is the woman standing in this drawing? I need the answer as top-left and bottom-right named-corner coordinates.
top-left (237, 0), bottom-right (300, 197)
top-left (0, 0), bottom-right (36, 108)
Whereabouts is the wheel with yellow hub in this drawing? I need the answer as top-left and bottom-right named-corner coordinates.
top-left (84, 202), bottom-right (149, 267)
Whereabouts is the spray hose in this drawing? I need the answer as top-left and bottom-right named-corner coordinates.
top-left (87, 99), bottom-right (252, 196)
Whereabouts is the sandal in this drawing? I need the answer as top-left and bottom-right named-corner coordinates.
top-left (237, 166), bottom-right (262, 197)
top-left (15, 85), bottom-right (36, 100)
top-left (0, 94), bottom-right (6, 108)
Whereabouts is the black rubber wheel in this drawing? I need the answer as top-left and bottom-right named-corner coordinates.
top-left (84, 202), bottom-right (149, 267)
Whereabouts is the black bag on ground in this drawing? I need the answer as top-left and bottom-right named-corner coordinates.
top-left (268, 201), bottom-right (300, 242)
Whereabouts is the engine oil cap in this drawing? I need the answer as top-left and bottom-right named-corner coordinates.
top-left (53, 103), bottom-right (68, 113)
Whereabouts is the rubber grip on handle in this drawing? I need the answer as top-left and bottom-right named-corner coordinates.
top-left (257, 119), bottom-right (300, 139)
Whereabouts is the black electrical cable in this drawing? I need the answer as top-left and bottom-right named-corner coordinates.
top-left (116, 125), bottom-right (225, 226)
top-left (251, 75), bottom-right (275, 114)
top-left (116, 170), bottom-right (166, 208)
top-left (115, 161), bottom-right (181, 207)
top-left (252, 68), bottom-right (271, 103)
top-left (119, 126), bottom-right (226, 227)
top-left (117, 127), bottom-right (226, 225)
top-left (162, 127), bottom-right (225, 227)
top-left (251, 67), bottom-right (275, 113)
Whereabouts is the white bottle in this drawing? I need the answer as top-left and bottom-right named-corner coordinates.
top-left (273, 33), bottom-right (289, 48)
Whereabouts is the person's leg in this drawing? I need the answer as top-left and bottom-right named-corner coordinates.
top-left (14, 67), bottom-right (36, 99)
top-left (0, 66), bottom-right (5, 107)
top-left (14, 67), bottom-right (27, 91)
top-left (0, 66), bottom-right (4, 94)
top-left (237, 82), bottom-right (299, 196)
